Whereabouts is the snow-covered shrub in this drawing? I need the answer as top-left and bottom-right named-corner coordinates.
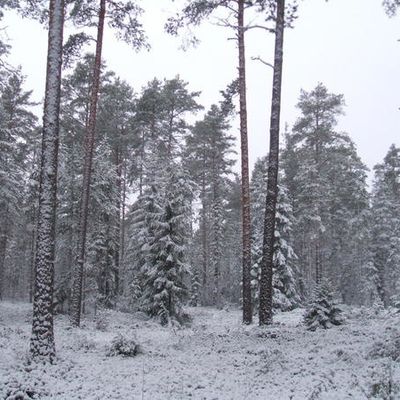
top-left (64, 332), bottom-right (96, 353)
top-left (390, 294), bottom-right (400, 310)
top-left (369, 329), bottom-right (400, 361)
top-left (5, 388), bottom-right (39, 400)
top-left (94, 311), bottom-right (109, 332)
top-left (304, 280), bottom-right (343, 331)
top-left (106, 334), bottom-right (139, 357)
top-left (368, 363), bottom-right (399, 399)
top-left (76, 334), bottom-right (96, 352)
top-left (2, 372), bottom-right (46, 400)
top-left (174, 310), bottom-right (193, 327)
top-left (371, 298), bottom-right (385, 315)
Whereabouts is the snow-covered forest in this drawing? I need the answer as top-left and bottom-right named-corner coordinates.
top-left (0, 1), bottom-right (399, 399)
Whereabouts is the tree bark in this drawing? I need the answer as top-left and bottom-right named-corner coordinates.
top-left (259, 0), bottom-right (285, 326)
top-left (30, 0), bottom-right (64, 362)
top-left (70, 0), bottom-right (106, 327)
top-left (29, 206), bottom-right (37, 304)
top-left (114, 146), bottom-right (122, 295)
top-left (315, 239), bottom-right (321, 284)
top-left (201, 175), bottom-right (207, 288)
top-left (118, 156), bottom-right (127, 295)
top-left (0, 226), bottom-right (8, 301)
top-left (238, 0), bottom-right (252, 325)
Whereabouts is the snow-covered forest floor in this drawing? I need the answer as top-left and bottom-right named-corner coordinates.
top-left (1, 302), bottom-right (399, 400)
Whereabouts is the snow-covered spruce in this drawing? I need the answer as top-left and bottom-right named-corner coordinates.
top-left (304, 280), bottom-right (344, 331)
top-left (139, 169), bottom-right (193, 325)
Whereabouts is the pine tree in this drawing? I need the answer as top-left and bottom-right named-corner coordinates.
top-left (30, 0), bottom-right (64, 362)
top-left (282, 84), bottom-right (370, 303)
top-left (383, 0), bottom-right (400, 16)
top-left (70, 0), bottom-right (107, 327)
top-left (97, 76), bottom-right (135, 294)
top-left (0, 1), bottom-right (17, 71)
top-left (250, 157), bottom-right (300, 312)
top-left (289, 83), bottom-right (345, 286)
top-left (259, 0), bottom-right (286, 326)
top-left (126, 77), bottom-right (201, 200)
top-left (56, 55), bottom-right (126, 312)
top-left (184, 100), bottom-right (236, 305)
top-left (167, 0), bottom-right (256, 323)
top-left (71, 0), bottom-right (148, 327)
top-left (371, 145), bottom-right (400, 307)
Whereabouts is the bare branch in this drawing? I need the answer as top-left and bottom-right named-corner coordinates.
top-left (245, 24), bottom-right (274, 33)
top-left (251, 55), bottom-right (274, 69)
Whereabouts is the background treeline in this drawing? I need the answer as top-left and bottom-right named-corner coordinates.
top-left (1, 55), bottom-right (399, 321)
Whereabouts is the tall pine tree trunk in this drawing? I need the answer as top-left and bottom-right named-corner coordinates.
top-left (201, 175), bottom-right (207, 289)
top-left (259, 0), bottom-right (285, 326)
top-left (70, 0), bottom-right (106, 327)
top-left (118, 157), bottom-right (127, 295)
top-left (0, 226), bottom-right (8, 300)
top-left (211, 197), bottom-right (222, 307)
top-left (30, 0), bottom-right (64, 362)
top-left (238, 0), bottom-right (252, 324)
top-left (315, 239), bottom-right (321, 284)
top-left (28, 207), bottom-right (37, 304)
top-left (114, 147), bottom-right (122, 295)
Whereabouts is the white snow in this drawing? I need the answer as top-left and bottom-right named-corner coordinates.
top-left (0, 302), bottom-right (399, 399)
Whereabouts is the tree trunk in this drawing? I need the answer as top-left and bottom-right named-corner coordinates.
top-left (211, 180), bottom-right (223, 307)
top-left (259, 0), bottom-right (285, 326)
top-left (315, 239), bottom-right (321, 284)
top-left (114, 146), bottom-right (122, 295)
top-left (70, 0), bottom-right (106, 327)
top-left (0, 227), bottom-right (8, 301)
top-left (238, 0), bottom-right (252, 325)
top-left (201, 175), bottom-right (207, 288)
top-left (29, 207), bottom-right (37, 304)
top-left (30, 0), bottom-right (64, 362)
top-left (119, 157), bottom-right (127, 295)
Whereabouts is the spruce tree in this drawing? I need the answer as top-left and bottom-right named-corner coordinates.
top-left (141, 168), bottom-right (193, 325)
top-left (304, 280), bottom-right (343, 331)
top-left (127, 185), bottom-right (161, 308)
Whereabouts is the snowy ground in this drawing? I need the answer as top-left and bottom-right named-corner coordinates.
top-left (1, 302), bottom-right (399, 400)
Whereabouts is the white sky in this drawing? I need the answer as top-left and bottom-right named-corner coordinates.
top-left (3, 0), bottom-right (400, 181)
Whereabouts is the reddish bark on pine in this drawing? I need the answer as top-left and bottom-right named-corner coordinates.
top-left (238, 0), bottom-right (253, 325)
top-left (70, 0), bottom-right (106, 327)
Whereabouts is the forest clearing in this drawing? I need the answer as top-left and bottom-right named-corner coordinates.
top-left (1, 302), bottom-right (399, 399)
